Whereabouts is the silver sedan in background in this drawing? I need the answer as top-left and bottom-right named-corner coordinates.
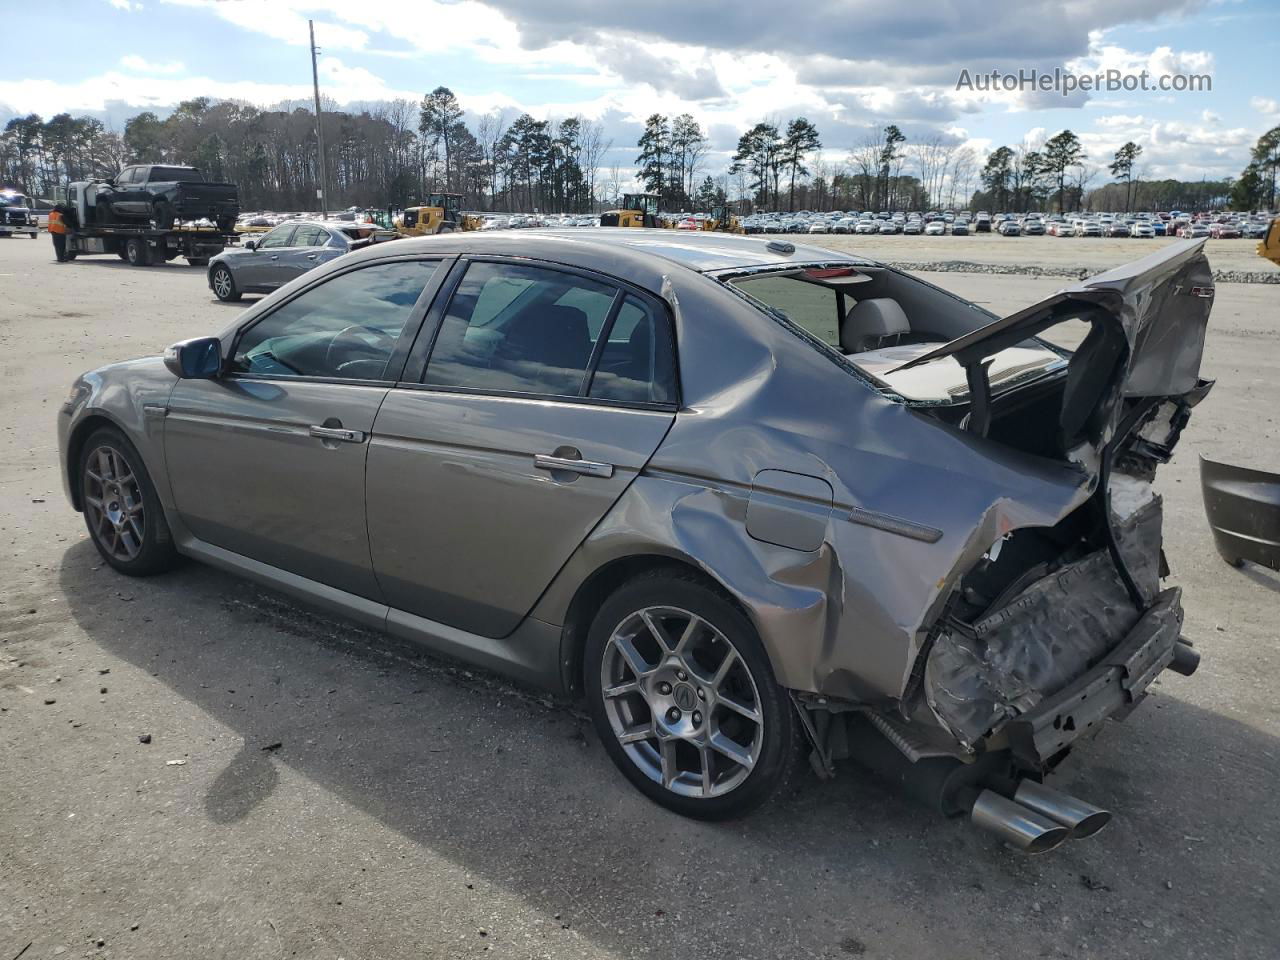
top-left (207, 220), bottom-right (399, 301)
top-left (58, 231), bottom-right (1212, 851)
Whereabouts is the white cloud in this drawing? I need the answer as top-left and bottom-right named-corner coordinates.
top-left (120, 55), bottom-right (184, 75)
top-left (0, 57), bottom-right (418, 119)
top-left (1252, 96), bottom-right (1280, 117)
top-left (108, 0), bottom-right (142, 10)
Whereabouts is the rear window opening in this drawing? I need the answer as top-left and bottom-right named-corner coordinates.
top-left (726, 268), bottom-right (1068, 406)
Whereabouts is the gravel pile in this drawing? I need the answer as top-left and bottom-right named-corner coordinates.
top-left (886, 260), bottom-right (1280, 284)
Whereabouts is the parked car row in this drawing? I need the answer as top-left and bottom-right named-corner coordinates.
top-left (731, 207), bottom-right (1275, 239)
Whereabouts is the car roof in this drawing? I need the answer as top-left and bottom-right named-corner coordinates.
top-left (351, 228), bottom-right (869, 277)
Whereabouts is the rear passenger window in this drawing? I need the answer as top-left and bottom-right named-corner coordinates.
top-left (292, 225), bottom-right (330, 247)
top-left (423, 262), bottom-right (676, 404)
top-left (588, 296), bottom-right (676, 404)
top-left (424, 262), bottom-right (613, 398)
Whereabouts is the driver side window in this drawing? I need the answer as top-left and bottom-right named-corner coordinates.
top-left (231, 260), bottom-right (439, 381)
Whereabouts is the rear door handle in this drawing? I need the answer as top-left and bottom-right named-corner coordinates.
top-left (309, 425), bottom-right (365, 443)
top-left (534, 453), bottom-right (614, 478)
top-left (306, 253), bottom-right (317, 260)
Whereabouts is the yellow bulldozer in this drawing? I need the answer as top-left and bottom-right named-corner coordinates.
top-left (1259, 217), bottom-right (1280, 267)
top-left (600, 193), bottom-right (660, 228)
top-left (397, 193), bottom-right (481, 236)
top-left (703, 203), bottom-right (744, 234)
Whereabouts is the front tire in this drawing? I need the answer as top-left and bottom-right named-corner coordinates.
top-left (585, 570), bottom-right (804, 820)
top-left (78, 427), bottom-right (178, 576)
top-left (210, 264), bottom-right (241, 301)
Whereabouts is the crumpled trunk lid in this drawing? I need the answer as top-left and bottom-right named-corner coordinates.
top-left (892, 237), bottom-right (1213, 455)
top-left (913, 240), bottom-right (1215, 754)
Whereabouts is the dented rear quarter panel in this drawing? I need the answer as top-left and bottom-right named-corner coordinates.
top-left (535, 266), bottom-right (1095, 702)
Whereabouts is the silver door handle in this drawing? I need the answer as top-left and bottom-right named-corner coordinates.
top-left (534, 454), bottom-right (613, 478)
top-left (309, 425), bottom-right (365, 443)
top-left (306, 254), bottom-right (317, 260)
top-left (269, 255), bottom-right (279, 260)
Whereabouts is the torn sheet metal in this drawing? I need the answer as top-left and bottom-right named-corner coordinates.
top-left (924, 498), bottom-right (1163, 747)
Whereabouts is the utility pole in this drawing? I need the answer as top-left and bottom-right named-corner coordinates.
top-left (309, 19), bottom-right (329, 220)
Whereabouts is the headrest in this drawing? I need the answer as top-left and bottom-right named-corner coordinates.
top-left (840, 298), bottom-right (910, 353)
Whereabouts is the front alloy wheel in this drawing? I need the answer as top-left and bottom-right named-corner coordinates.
top-left (586, 573), bottom-right (803, 819)
top-left (83, 444), bottom-right (146, 562)
top-left (78, 428), bottom-right (177, 576)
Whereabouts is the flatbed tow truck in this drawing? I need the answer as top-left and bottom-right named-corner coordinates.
top-left (58, 180), bottom-right (237, 267)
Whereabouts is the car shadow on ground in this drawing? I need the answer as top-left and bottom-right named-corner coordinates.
top-left (55, 258), bottom-right (212, 273)
top-left (56, 539), bottom-right (1276, 959)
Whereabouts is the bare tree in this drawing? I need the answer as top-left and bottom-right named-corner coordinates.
top-left (948, 147), bottom-right (976, 209)
top-left (849, 132), bottom-right (883, 210)
top-left (579, 118), bottom-right (612, 211)
top-left (475, 111), bottom-right (508, 210)
top-left (1072, 161), bottom-right (1099, 211)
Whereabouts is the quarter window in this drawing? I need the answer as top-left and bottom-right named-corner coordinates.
top-left (587, 296), bottom-right (676, 404)
top-left (231, 261), bottom-right (438, 380)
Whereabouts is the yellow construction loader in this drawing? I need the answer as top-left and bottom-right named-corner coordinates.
top-left (1259, 217), bottom-right (1280, 267)
top-left (397, 193), bottom-right (478, 236)
top-left (703, 204), bottom-right (744, 234)
top-left (600, 193), bottom-right (660, 228)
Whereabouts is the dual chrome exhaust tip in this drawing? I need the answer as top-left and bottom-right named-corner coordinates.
top-left (970, 781), bottom-right (1112, 854)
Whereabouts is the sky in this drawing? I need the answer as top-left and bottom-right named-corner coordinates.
top-left (3, 0), bottom-right (1278, 187)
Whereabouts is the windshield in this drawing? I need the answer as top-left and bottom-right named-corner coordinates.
top-left (0, 194), bottom-right (31, 207)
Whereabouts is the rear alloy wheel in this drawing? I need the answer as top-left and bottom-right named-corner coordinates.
top-left (125, 236), bottom-right (150, 266)
top-left (78, 428), bottom-right (177, 576)
top-left (210, 264), bottom-right (241, 301)
top-left (585, 573), bottom-right (803, 820)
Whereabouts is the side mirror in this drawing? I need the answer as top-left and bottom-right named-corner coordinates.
top-left (164, 336), bottom-right (222, 380)
top-left (244, 238), bottom-right (259, 250)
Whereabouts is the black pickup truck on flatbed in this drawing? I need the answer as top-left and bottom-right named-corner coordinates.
top-left (96, 164), bottom-right (239, 232)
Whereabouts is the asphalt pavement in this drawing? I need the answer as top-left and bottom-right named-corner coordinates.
top-left (1, 233), bottom-right (1276, 960)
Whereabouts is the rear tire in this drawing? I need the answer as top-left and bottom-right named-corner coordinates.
top-left (210, 263), bottom-right (241, 301)
top-left (125, 236), bottom-right (151, 267)
top-left (78, 427), bottom-right (178, 577)
top-left (584, 569), bottom-right (805, 820)
top-left (153, 202), bottom-right (175, 230)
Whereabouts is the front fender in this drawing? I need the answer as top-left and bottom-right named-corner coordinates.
top-left (58, 358), bottom-right (178, 512)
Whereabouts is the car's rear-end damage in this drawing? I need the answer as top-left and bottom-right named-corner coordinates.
top-left (801, 240), bottom-right (1215, 852)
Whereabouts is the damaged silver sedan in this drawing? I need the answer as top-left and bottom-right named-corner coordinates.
top-left (57, 231), bottom-right (1213, 851)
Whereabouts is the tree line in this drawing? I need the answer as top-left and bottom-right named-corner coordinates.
top-left (1230, 125), bottom-right (1280, 211)
top-left (0, 87), bottom-right (613, 214)
top-left (3, 93), bottom-right (1272, 215)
